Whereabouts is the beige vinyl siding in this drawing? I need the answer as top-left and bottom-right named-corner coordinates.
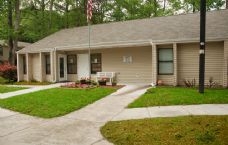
top-left (45, 75), bottom-right (52, 82)
top-left (158, 75), bottom-right (174, 85)
top-left (23, 75), bottom-right (27, 81)
top-left (31, 54), bottom-right (41, 81)
top-left (224, 40), bottom-right (228, 87)
top-left (66, 47), bottom-right (152, 83)
top-left (92, 46), bottom-right (152, 84)
top-left (2, 47), bottom-right (9, 61)
top-left (177, 42), bottom-right (224, 86)
top-left (67, 74), bottom-right (77, 82)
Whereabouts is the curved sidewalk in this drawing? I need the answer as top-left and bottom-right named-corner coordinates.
top-left (0, 84), bottom-right (228, 145)
top-left (0, 85), bottom-right (149, 145)
top-left (0, 83), bottom-right (64, 99)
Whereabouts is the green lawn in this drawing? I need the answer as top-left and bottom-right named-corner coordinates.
top-left (0, 77), bottom-right (8, 84)
top-left (101, 116), bottom-right (228, 145)
top-left (0, 87), bottom-right (116, 118)
top-left (13, 81), bottom-right (52, 85)
top-left (0, 85), bottom-right (27, 93)
top-left (128, 87), bottom-right (228, 108)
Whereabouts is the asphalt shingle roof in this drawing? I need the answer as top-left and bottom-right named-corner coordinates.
top-left (19, 9), bottom-right (228, 53)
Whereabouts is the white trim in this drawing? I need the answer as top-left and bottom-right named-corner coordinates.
top-left (26, 53), bottom-right (29, 81)
top-left (54, 49), bottom-right (57, 82)
top-left (16, 53), bottom-right (20, 82)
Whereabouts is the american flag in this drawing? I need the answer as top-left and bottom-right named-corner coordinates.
top-left (87, 0), bottom-right (93, 22)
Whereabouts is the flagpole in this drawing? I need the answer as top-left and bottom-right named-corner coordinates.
top-left (87, 0), bottom-right (92, 79)
top-left (88, 21), bottom-right (91, 79)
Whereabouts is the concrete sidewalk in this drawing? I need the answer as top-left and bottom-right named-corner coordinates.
top-left (112, 104), bottom-right (228, 121)
top-left (0, 83), bottom-right (64, 99)
top-left (0, 84), bottom-right (228, 145)
top-left (0, 85), bottom-right (149, 145)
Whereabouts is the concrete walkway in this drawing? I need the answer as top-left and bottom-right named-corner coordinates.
top-left (112, 104), bottom-right (228, 121)
top-left (0, 85), bottom-right (228, 145)
top-left (0, 83), bottom-right (64, 99)
top-left (0, 85), bottom-right (149, 145)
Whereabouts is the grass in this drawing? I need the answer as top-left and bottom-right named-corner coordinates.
top-left (13, 81), bottom-right (52, 85)
top-left (128, 87), bottom-right (228, 108)
top-left (0, 87), bottom-right (116, 118)
top-left (0, 85), bottom-right (27, 93)
top-left (0, 77), bottom-right (8, 84)
top-left (101, 116), bottom-right (228, 145)
top-left (0, 76), bottom-right (51, 85)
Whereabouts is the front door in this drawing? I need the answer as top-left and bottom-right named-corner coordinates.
top-left (58, 54), bottom-right (67, 81)
top-left (77, 54), bottom-right (90, 79)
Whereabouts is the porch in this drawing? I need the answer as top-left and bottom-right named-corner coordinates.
top-left (16, 41), bottom-right (228, 87)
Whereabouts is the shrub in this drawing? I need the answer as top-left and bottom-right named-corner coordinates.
top-left (207, 77), bottom-right (219, 88)
top-left (184, 78), bottom-right (196, 88)
top-left (0, 62), bottom-right (17, 82)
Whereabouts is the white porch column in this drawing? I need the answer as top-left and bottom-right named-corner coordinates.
top-left (39, 52), bottom-right (44, 82)
top-left (26, 53), bottom-right (30, 81)
top-left (16, 53), bottom-right (20, 82)
top-left (50, 51), bottom-right (55, 82)
top-left (173, 43), bottom-right (178, 86)
top-left (223, 40), bottom-right (228, 87)
top-left (152, 44), bottom-right (157, 85)
top-left (54, 49), bottom-right (57, 82)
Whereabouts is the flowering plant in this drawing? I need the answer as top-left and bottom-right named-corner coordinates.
top-left (0, 61), bottom-right (17, 82)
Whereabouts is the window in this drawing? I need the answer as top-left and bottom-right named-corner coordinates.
top-left (91, 53), bottom-right (102, 74)
top-left (67, 55), bottom-right (77, 74)
top-left (158, 48), bottom-right (173, 75)
top-left (45, 55), bottom-right (51, 74)
top-left (23, 55), bottom-right (27, 74)
top-left (0, 45), bottom-right (3, 56)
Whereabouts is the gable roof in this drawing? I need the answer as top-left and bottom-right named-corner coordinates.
top-left (19, 9), bottom-right (228, 53)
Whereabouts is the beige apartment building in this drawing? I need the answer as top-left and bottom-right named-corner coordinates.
top-left (17, 9), bottom-right (228, 87)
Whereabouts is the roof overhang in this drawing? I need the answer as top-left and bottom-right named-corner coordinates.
top-left (17, 37), bottom-right (227, 54)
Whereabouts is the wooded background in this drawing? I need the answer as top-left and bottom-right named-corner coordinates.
top-left (0, 0), bottom-right (227, 64)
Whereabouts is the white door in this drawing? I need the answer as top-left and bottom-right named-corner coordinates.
top-left (77, 54), bottom-right (90, 79)
top-left (58, 54), bottom-right (67, 81)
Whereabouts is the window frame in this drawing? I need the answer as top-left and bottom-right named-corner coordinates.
top-left (67, 55), bottom-right (77, 74)
top-left (157, 48), bottom-right (174, 75)
top-left (45, 54), bottom-right (51, 75)
top-left (90, 53), bottom-right (102, 74)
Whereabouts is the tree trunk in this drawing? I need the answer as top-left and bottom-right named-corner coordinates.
top-left (226, 0), bottom-right (228, 9)
top-left (65, 0), bottom-right (69, 28)
top-left (192, 1), bottom-right (196, 13)
top-left (7, 0), bottom-right (14, 65)
top-left (153, 0), bottom-right (158, 16)
top-left (13, 0), bottom-right (20, 65)
top-left (41, 0), bottom-right (45, 35)
top-left (49, 0), bottom-right (54, 30)
top-left (163, 0), bottom-right (166, 12)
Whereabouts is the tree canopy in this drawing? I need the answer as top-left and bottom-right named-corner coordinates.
top-left (0, 0), bottom-right (226, 43)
